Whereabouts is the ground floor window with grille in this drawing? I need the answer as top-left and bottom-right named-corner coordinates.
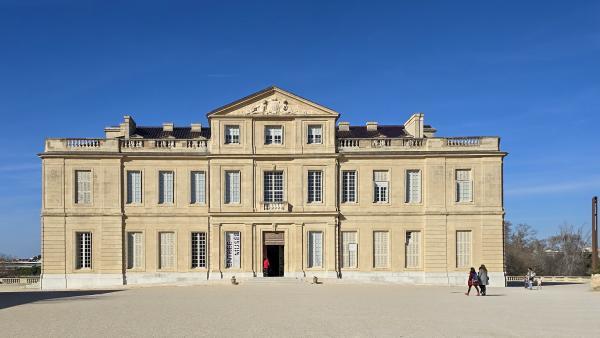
top-left (456, 230), bottom-right (472, 268)
top-left (405, 231), bottom-right (421, 268)
top-left (342, 231), bottom-right (358, 268)
top-left (373, 231), bottom-right (389, 268)
top-left (308, 231), bottom-right (323, 268)
top-left (225, 231), bottom-right (241, 269)
top-left (191, 232), bottom-right (207, 268)
top-left (127, 232), bottom-right (143, 269)
top-left (159, 232), bottom-right (175, 269)
top-left (76, 232), bottom-right (92, 269)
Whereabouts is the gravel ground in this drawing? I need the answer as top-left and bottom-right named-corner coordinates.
top-left (1, 282), bottom-right (599, 337)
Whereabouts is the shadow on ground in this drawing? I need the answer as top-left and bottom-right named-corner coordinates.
top-left (0, 290), bottom-right (121, 310)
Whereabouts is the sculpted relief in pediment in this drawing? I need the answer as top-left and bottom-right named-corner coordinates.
top-left (247, 97), bottom-right (297, 115)
top-left (216, 94), bottom-right (335, 117)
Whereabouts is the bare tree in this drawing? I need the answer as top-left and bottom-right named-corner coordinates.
top-left (544, 224), bottom-right (590, 276)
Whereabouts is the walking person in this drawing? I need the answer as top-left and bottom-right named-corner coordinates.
top-left (526, 267), bottom-right (536, 290)
top-left (478, 264), bottom-right (489, 296)
top-left (465, 267), bottom-right (480, 296)
top-left (263, 257), bottom-right (270, 277)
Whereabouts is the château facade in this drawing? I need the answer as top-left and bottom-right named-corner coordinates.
top-left (40, 86), bottom-right (506, 289)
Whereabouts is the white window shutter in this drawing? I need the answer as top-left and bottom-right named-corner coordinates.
top-left (406, 231), bottom-right (420, 268)
top-left (456, 231), bottom-right (472, 268)
top-left (374, 231), bottom-right (389, 268)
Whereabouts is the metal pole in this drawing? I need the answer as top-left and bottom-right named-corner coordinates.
top-left (592, 197), bottom-right (598, 271)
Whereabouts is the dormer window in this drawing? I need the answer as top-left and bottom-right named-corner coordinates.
top-left (225, 125), bottom-right (240, 144)
top-left (307, 125), bottom-right (322, 144)
top-left (265, 126), bottom-right (283, 145)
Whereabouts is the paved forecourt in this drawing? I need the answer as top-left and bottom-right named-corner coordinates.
top-left (1, 282), bottom-right (599, 337)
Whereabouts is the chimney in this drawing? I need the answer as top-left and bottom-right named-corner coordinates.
top-left (404, 113), bottom-right (424, 138)
top-left (163, 122), bottom-right (174, 132)
top-left (366, 121), bottom-right (378, 131)
top-left (119, 115), bottom-right (136, 138)
top-left (338, 122), bottom-right (350, 131)
top-left (191, 123), bottom-right (202, 132)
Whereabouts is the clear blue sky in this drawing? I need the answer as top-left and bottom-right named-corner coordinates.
top-left (0, 1), bottom-right (599, 257)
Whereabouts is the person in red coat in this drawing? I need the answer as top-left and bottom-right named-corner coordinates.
top-left (263, 257), bottom-right (270, 277)
top-left (465, 267), bottom-right (480, 296)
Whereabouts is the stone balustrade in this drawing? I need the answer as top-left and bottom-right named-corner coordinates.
top-left (0, 276), bottom-right (40, 285)
top-left (337, 137), bottom-right (499, 152)
top-left (260, 201), bottom-right (290, 212)
top-left (45, 138), bottom-right (209, 153)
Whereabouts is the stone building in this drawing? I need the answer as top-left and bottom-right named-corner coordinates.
top-left (39, 86), bottom-right (506, 289)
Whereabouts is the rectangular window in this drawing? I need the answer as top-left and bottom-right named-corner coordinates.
top-left (225, 125), bottom-right (240, 144)
top-left (373, 231), bottom-right (389, 268)
top-left (342, 170), bottom-right (357, 203)
top-left (456, 169), bottom-right (473, 202)
top-left (225, 171), bottom-right (241, 204)
top-left (456, 230), bottom-right (472, 268)
top-left (342, 231), bottom-right (358, 268)
top-left (406, 170), bottom-right (421, 203)
top-left (405, 231), bottom-right (421, 268)
top-left (159, 232), bottom-right (175, 269)
top-left (373, 170), bottom-right (389, 203)
top-left (190, 171), bottom-right (206, 204)
top-left (191, 232), bottom-right (207, 268)
top-left (307, 125), bottom-right (323, 144)
top-left (263, 171), bottom-right (283, 203)
top-left (307, 170), bottom-right (322, 203)
top-left (308, 231), bottom-right (323, 268)
top-left (265, 126), bottom-right (283, 145)
top-left (225, 231), bottom-right (241, 269)
top-left (75, 170), bottom-right (92, 204)
top-left (76, 232), bottom-right (92, 269)
top-left (127, 232), bottom-right (143, 269)
top-left (158, 171), bottom-right (174, 204)
top-left (127, 171), bottom-right (142, 204)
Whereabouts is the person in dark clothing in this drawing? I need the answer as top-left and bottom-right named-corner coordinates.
top-left (465, 267), bottom-right (480, 296)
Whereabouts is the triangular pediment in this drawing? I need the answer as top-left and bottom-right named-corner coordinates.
top-left (206, 86), bottom-right (340, 118)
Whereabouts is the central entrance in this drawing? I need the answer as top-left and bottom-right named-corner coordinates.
top-left (263, 232), bottom-right (284, 277)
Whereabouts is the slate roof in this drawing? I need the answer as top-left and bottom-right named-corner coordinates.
top-left (132, 127), bottom-right (211, 139)
top-left (336, 125), bottom-right (407, 138)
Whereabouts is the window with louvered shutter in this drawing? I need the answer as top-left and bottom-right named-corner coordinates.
top-left (127, 171), bottom-right (142, 204)
top-left (342, 231), bottom-right (358, 268)
top-left (342, 171), bottom-right (357, 203)
top-left (159, 171), bottom-right (174, 204)
top-left (76, 232), bottom-right (92, 269)
top-left (225, 231), bottom-right (241, 268)
top-left (373, 170), bottom-right (389, 203)
top-left (225, 125), bottom-right (240, 144)
top-left (307, 170), bottom-right (322, 203)
top-left (307, 125), bottom-right (322, 144)
top-left (405, 231), bottom-right (421, 268)
top-left (308, 231), bottom-right (323, 268)
top-left (225, 171), bottom-right (241, 204)
top-left (406, 170), bottom-right (421, 203)
top-left (456, 169), bottom-right (473, 202)
top-left (159, 232), bottom-right (175, 269)
top-left (75, 170), bottom-right (91, 204)
top-left (191, 232), bottom-right (206, 268)
top-left (456, 230), bottom-right (472, 268)
top-left (127, 232), bottom-right (143, 269)
top-left (190, 171), bottom-right (206, 204)
top-left (373, 231), bottom-right (389, 268)
top-left (265, 126), bottom-right (283, 145)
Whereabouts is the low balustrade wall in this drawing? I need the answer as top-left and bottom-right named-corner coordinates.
top-left (46, 138), bottom-right (209, 153)
top-left (337, 136), bottom-right (499, 152)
